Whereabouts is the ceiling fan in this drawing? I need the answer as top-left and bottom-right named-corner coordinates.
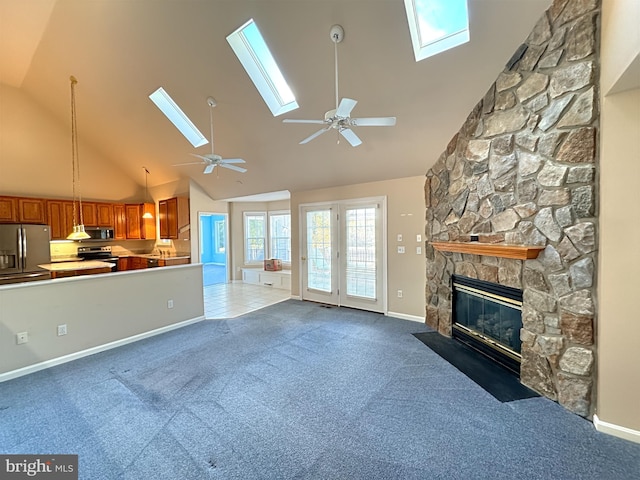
top-left (283, 24), bottom-right (396, 147)
top-left (172, 97), bottom-right (247, 175)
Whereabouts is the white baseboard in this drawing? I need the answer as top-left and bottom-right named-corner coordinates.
top-left (290, 294), bottom-right (301, 300)
top-left (0, 315), bottom-right (206, 383)
top-left (387, 311), bottom-right (425, 323)
top-left (594, 414), bottom-right (640, 444)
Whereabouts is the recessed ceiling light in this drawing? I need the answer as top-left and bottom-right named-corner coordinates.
top-left (149, 87), bottom-right (208, 147)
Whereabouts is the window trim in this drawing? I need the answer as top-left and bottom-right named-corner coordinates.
top-left (227, 18), bottom-right (299, 117)
top-left (403, 0), bottom-right (470, 62)
top-left (243, 211), bottom-right (267, 265)
top-left (268, 210), bottom-right (292, 264)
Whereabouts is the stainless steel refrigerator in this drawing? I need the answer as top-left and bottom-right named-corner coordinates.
top-left (0, 224), bottom-right (52, 285)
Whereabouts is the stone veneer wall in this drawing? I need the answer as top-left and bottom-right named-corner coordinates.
top-left (424, 0), bottom-right (600, 418)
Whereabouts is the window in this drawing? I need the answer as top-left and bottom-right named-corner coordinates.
top-left (243, 211), bottom-right (291, 264)
top-left (269, 212), bottom-right (291, 262)
top-left (404, 0), bottom-right (470, 62)
top-left (148, 87), bottom-right (208, 147)
top-left (215, 220), bottom-right (226, 254)
top-left (244, 212), bottom-right (266, 263)
top-left (227, 18), bottom-right (299, 116)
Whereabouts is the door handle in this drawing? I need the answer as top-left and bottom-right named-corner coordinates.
top-left (301, 256), bottom-right (306, 261)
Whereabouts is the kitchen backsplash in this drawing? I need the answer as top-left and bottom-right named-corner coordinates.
top-left (50, 239), bottom-right (190, 260)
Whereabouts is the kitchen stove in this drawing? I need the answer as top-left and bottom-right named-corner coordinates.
top-left (77, 246), bottom-right (119, 271)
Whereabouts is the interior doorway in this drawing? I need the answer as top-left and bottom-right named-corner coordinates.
top-left (300, 197), bottom-right (387, 313)
top-left (199, 212), bottom-right (228, 286)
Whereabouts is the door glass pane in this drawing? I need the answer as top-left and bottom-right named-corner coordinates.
top-left (345, 207), bottom-right (376, 299)
top-left (306, 210), bottom-right (331, 292)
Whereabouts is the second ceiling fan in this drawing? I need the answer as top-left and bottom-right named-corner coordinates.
top-left (283, 24), bottom-right (396, 147)
top-left (173, 97), bottom-right (247, 175)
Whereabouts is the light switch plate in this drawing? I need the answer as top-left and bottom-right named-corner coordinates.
top-left (416, 234), bottom-right (422, 242)
top-left (397, 234), bottom-right (403, 242)
top-left (416, 246), bottom-right (422, 255)
top-left (397, 246), bottom-right (405, 254)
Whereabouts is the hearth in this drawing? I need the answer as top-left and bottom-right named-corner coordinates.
top-left (452, 275), bottom-right (523, 376)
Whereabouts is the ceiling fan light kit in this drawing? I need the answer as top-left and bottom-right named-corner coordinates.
top-left (172, 97), bottom-right (247, 175)
top-left (283, 24), bottom-right (396, 147)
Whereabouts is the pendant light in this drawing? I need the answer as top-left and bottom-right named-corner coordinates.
top-left (67, 76), bottom-right (90, 240)
top-left (142, 167), bottom-right (153, 219)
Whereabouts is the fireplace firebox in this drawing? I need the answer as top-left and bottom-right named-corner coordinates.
top-left (452, 275), bottom-right (523, 376)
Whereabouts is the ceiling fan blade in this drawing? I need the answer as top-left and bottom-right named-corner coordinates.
top-left (336, 98), bottom-right (357, 118)
top-left (283, 119), bottom-right (326, 124)
top-left (221, 158), bottom-right (246, 164)
top-left (221, 163), bottom-right (247, 173)
top-left (172, 161), bottom-right (205, 166)
top-left (300, 127), bottom-right (330, 144)
top-left (351, 116), bottom-right (397, 127)
top-left (203, 164), bottom-right (216, 174)
top-left (339, 127), bottom-right (362, 147)
top-left (190, 153), bottom-right (214, 163)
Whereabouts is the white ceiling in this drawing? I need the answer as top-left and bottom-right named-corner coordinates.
top-left (0, 0), bottom-right (550, 201)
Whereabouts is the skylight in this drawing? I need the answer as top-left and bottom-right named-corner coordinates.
top-left (404, 0), bottom-right (470, 62)
top-left (149, 87), bottom-right (208, 148)
top-left (226, 19), bottom-right (298, 117)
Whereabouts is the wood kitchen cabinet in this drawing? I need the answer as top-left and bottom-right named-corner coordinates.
top-left (46, 200), bottom-right (74, 240)
top-left (80, 202), bottom-right (98, 227)
top-left (125, 203), bottom-right (156, 239)
top-left (158, 196), bottom-right (189, 240)
top-left (18, 197), bottom-right (46, 224)
top-left (113, 204), bottom-right (126, 240)
top-left (96, 202), bottom-right (115, 227)
top-left (0, 196), bottom-right (17, 222)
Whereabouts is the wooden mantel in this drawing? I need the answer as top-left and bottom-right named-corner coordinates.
top-left (430, 242), bottom-right (545, 260)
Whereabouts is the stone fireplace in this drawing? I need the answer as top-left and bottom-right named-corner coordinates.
top-left (424, 0), bottom-right (599, 418)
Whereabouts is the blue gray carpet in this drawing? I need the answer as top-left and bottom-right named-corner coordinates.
top-left (1, 300), bottom-right (639, 479)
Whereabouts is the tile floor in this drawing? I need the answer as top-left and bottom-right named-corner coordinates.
top-left (203, 282), bottom-right (291, 318)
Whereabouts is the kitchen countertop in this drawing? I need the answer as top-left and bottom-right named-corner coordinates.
top-left (38, 261), bottom-right (116, 272)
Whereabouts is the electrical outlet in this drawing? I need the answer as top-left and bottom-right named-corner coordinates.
top-left (167, 299), bottom-right (174, 309)
top-left (16, 332), bottom-right (28, 345)
top-left (416, 246), bottom-right (422, 255)
top-left (397, 246), bottom-right (405, 254)
top-left (397, 290), bottom-right (403, 298)
top-left (57, 324), bottom-right (67, 336)
top-left (416, 234), bottom-right (422, 242)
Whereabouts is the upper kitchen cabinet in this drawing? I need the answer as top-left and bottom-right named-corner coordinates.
top-left (159, 197), bottom-right (190, 240)
top-left (0, 197), bottom-right (17, 223)
top-left (18, 197), bottom-right (46, 224)
top-left (113, 204), bottom-right (126, 240)
top-left (125, 203), bottom-right (156, 240)
top-left (96, 202), bottom-right (115, 227)
top-left (80, 202), bottom-right (98, 227)
top-left (47, 200), bottom-right (74, 240)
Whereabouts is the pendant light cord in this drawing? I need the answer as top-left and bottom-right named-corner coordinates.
top-left (70, 76), bottom-right (84, 228)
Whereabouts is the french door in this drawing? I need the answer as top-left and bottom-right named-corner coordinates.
top-left (300, 197), bottom-right (386, 313)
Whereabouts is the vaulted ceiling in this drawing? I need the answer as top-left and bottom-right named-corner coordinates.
top-left (0, 0), bottom-right (550, 201)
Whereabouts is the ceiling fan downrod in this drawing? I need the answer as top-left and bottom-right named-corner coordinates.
top-left (330, 25), bottom-right (344, 112)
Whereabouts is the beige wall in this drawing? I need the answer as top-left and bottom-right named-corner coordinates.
top-left (598, 0), bottom-right (640, 436)
top-left (189, 180), bottom-right (230, 265)
top-left (0, 83), bottom-right (140, 201)
top-left (291, 175), bottom-right (425, 319)
top-left (0, 265), bottom-right (204, 377)
top-left (228, 199), bottom-right (291, 281)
